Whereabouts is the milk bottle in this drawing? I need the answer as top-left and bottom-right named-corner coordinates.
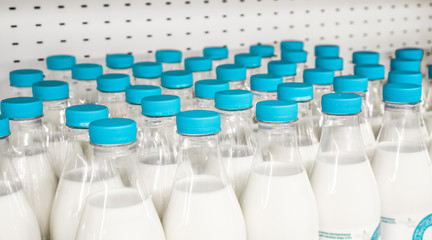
top-left (125, 85), bottom-right (161, 128)
top-left (203, 46), bottom-right (229, 70)
top-left (333, 75), bottom-right (376, 159)
top-left (281, 49), bottom-right (308, 81)
top-left (132, 62), bottom-right (163, 86)
top-left (215, 90), bottom-right (256, 198)
top-left (185, 57), bottom-right (214, 83)
top-left (70, 63), bottom-right (103, 105)
top-left (249, 44), bottom-right (276, 71)
top-left (216, 64), bottom-right (247, 90)
top-left (139, 95), bottom-right (181, 218)
top-left (372, 83), bottom-right (432, 240)
top-left (241, 100), bottom-right (319, 240)
top-left (234, 53), bottom-right (262, 89)
top-left (315, 57), bottom-right (344, 76)
top-left (50, 104), bottom-right (109, 240)
top-left (45, 55), bottom-right (76, 82)
top-left (1, 97), bottom-right (58, 239)
top-left (75, 118), bottom-right (165, 240)
top-left (9, 69), bottom-right (44, 97)
top-left (278, 82), bottom-right (319, 173)
top-left (0, 115), bottom-right (41, 240)
top-left (163, 110), bottom-right (247, 240)
top-left (267, 60), bottom-right (297, 82)
top-left (310, 93), bottom-right (381, 240)
top-left (105, 53), bottom-right (134, 76)
top-left (155, 49), bottom-right (183, 71)
top-left (32, 80), bottom-right (70, 177)
top-left (314, 45), bottom-right (339, 58)
top-left (194, 80), bottom-right (229, 110)
top-left (161, 70), bottom-right (194, 111)
top-left (96, 73), bottom-right (131, 118)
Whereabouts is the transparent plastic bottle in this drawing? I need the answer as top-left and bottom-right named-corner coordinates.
top-left (315, 57), bottom-right (344, 76)
top-left (45, 55), bottom-right (76, 82)
top-left (215, 90), bottom-right (256, 198)
top-left (194, 80), bottom-right (229, 110)
top-left (314, 45), bottom-right (339, 58)
top-left (310, 93), bottom-right (381, 240)
top-left (267, 60), bottom-right (297, 82)
top-left (372, 83), bottom-right (432, 240)
top-left (1, 97), bottom-right (57, 240)
top-left (163, 110), bottom-right (246, 240)
top-left (203, 46), bottom-right (229, 70)
top-left (277, 82), bottom-right (319, 174)
top-left (303, 68), bottom-right (334, 139)
top-left (185, 57), bottom-right (214, 83)
top-left (32, 80), bottom-right (70, 177)
top-left (216, 64), bottom-right (247, 90)
top-left (96, 73), bottom-right (130, 118)
top-left (0, 115), bottom-right (41, 240)
top-left (354, 64), bottom-right (386, 137)
top-left (132, 62), bottom-right (163, 86)
top-left (280, 40), bottom-right (304, 51)
top-left (9, 69), bottom-right (44, 97)
top-left (125, 85), bottom-right (162, 126)
top-left (161, 70), bottom-right (193, 111)
top-left (155, 49), bottom-right (183, 71)
top-left (75, 118), bottom-right (165, 240)
top-left (424, 65), bottom-right (432, 132)
top-left (241, 100), bottom-right (319, 240)
top-left (281, 50), bottom-right (308, 81)
top-left (50, 104), bottom-right (109, 240)
top-left (333, 75), bottom-right (376, 159)
top-left (138, 95), bottom-right (181, 219)
top-left (249, 44), bottom-right (276, 72)
top-left (70, 63), bottom-right (103, 105)
top-left (105, 53), bottom-right (134, 76)
top-left (235, 53), bottom-right (262, 90)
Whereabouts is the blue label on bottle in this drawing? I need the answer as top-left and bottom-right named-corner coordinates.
top-left (371, 223), bottom-right (380, 240)
top-left (413, 214), bottom-right (432, 240)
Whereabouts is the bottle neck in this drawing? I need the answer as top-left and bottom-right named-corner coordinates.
top-left (9, 117), bottom-right (46, 149)
top-left (92, 141), bottom-right (138, 158)
top-left (258, 121), bottom-right (298, 146)
top-left (98, 91), bottom-right (126, 102)
top-left (43, 99), bottom-right (69, 110)
top-left (142, 115), bottom-right (176, 128)
top-left (312, 84), bottom-right (332, 100)
top-left (68, 126), bottom-right (90, 141)
top-left (297, 101), bottom-right (312, 118)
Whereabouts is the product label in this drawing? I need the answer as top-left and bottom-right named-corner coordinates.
top-left (319, 224), bottom-right (379, 240)
top-left (380, 214), bottom-right (432, 240)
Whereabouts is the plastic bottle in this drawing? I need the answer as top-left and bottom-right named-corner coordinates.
top-left (215, 90), bottom-right (256, 198)
top-left (105, 54), bottom-right (134, 76)
top-left (75, 118), bottom-right (166, 240)
top-left (96, 73), bottom-right (130, 118)
top-left (139, 95), bottom-right (181, 218)
top-left (156, 49), bottom-right (183, 71)
top-left (267, 60), bottom-right (297, 82)
top-left (185, 57), bottom-right (214, 83)
top-left (163, 110), bottom-right (247, 240)
top-left (132, 62), bottom-right (163, 86)
top-left (70, 63), bottom-right (103, 105)
top-left (0, 115), bottom-right (41, 240)
top-left (314, 45), bottom-right (339, 58)
top-left (216, 64), bottom-right (247, 90)
top-left (1, 97), bottom-right (58, 239)
top-left (241, 100), bottom-right (319, 240)
top-left (277, 82), bottom-right (319, 173)
top-left (161, 70), bottom-right (194, 111)
top-left (281, 50), bottom-right (308, 81)
top-left (250, 44), bottom-right (276, 71)
top-left (9, 69), bottom-right (44, 97)
top-left (203, 46), bottom-right (229, 70)
top-left (352, 51), bottom-right (380, 65)
top-left (45, 55), bottom-right (76, 81)
top-left (310, 93), bottom-right (381, 240)
top-left (194, 80), bottom-right (229, 110)
top-left (235, 53), bottom-right (262, 89)
top-left (50, 104), bottom-right (109, 240)
top-left (372, 83), bottom-right (432, 240)
top-left (125, 85), bottom-right (162, 126)
top-left (315, 57), bottom-right (344, 76)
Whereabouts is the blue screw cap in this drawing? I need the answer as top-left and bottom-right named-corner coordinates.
top-left (215, 90), bottom-right (253, 110)
top-left (156, 50), bottom-right (182, 63)
top-left (303, 68), bottom-right (334, 85)
top-left (315, 45), bottom-right (339, 57)
top-left (216, 64), bottom-right (247, 81)
top-left (185, 57), bottom-right (212, 72)
top-left (97, 74), bottom-right (130, 92)
top-left (354, 64), bottom-right (385, 80)
top-left (388, 70), bottom-right (422, 86)
top-left (203, 47), bottom-right (229, 60)
top-left (278, 82), bottom-right (313, 102)
top-left (10, 69), bottom-right (44, 87)
top-left (176, 110), bottom-right (221, 135)
top-left (1, 97), bottom-right (43, 119)
top-left (333, 75), bottom-right (368, 93)
top-left (315, 57), bottom-right (344, 71)
top-left (195, 80), bottom-right (229, 99)
top-left (72, 63), bottom-right (103, 80)
top-left (46, 55), bottom-right (76, 70)
top-left (32, 80), bottom-right (69, 101)
top-left (383, 83), bottom-right (421, 103)
top-left (141, 95), bottom-right (181, 117)
top-left (0, 115), bottom-right (10, 138)
top-left (390, 58), bottom-right (421, 72)
top-left (161, 70), bottom-right (193, 89)
top-left (256, 100), bottom-right (298, 122)
top-left (268, 60), bottom-right (297, 77)
top-left (250, 74), bottom-right (283, 92)
top-left (281, 50), bottom-right (308, 63)
top-left (352, 51), bottom-right (379, 65)
top-left (235, 53), bottom-right (262, 68)
top-left (250, 44), bottom-right (275, 58)
top-left (429, 65), bottom-right (432, 79)
top-left (133, 62), bottom-right (163, 78)
top-left (322, 93), bottom-right (362, 115)
top-left (66, 104), bottom-right (109, 128)
top-left (89, 118), bottom-right (137, 145)
top-left (106, 54), bottom-right (134, 69)
top-left (125, 85), bottom-right (161, 104)
top-left (395, 48), bottom-right (424, 61)
top-left (280, 40), bottom-right (304, 51)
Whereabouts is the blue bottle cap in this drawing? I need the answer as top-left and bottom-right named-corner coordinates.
top-left (277, 82), bottom-right (313, 102)
top-left (10, 69), bottom-right (44, 87)
top-left (72, 63), bottom-right (103, 80)
top-left (383, 83), bottom-right (421, 103)
top-left (185, 57), bottom-right (212, 72)
top-left (176, 110), bottom-right (221, 135)
top-left (0, 115), bottom-right (11, 138)
top-left (280, 40), bottom-right (304, 51)
top-left (215, 90), bottom-right (253, 110)
top-left (315, 57), bottom-right (344, 71)
top-left (256, 100), bottom-right (298, 122)
top-left (303, 69), bottom-right (334, 85)
top-left (250, 44), bottom-right (275, 58)
top-left (141, 95), bottom-right (181, 117)
top-left (125, 85), bottom-right (161, 104)
top-left (354, 64), bottom-right (385, 80)
top-left (97, 74), bottom-right (130, 92)
top-left (161, 70), bottom-right (193, 89)
top-left (250, 74), bottom-right (283, 92)
top-left (388, 70), bottom-right (422, 86)
top-left (352, 51), bottom-right (379, 65)
top-left (322, 93), bottom-right (362, 115)
top-left (133, 62), bottom-right (162, 78)
top-left (281, 50), bottom-right (307, 63)
top-left (216, 64), bottom-right (246, 81)
top-left (106, 54), bottom-right (134, 69)
top-left (315, 45), bottom-right (339, 57)
top-left (46, 55), bottom-right (76, 70)
top-left (203, 47), bottom-right (228, 60)
top-left (268, 60), bottom-right (297, 77)
top-left (89, 118), bottom-right (137, 145)
top-left (429, 65), bottom-right (432, 79)
top-left (395, 48), bottom-right (424, 61)
top-left (32, 80), bottom-right (69, 101)
top-left (235, 53), bottom-right (262, 68)
top-left (66, 104), bottom-right (109, 128)
top-left (156, 49), bottom-right (182, 63)
top-left (195, 80), bottom-right (230, 99)
top-left (1, 97), bottom-right (43, 119)
top-left (333, 75), bottom-right (368, 93)
top-left (390, 59), bottom-right (421, 72)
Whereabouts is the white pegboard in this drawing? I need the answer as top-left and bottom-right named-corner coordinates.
top-left (0, 0), bottom-right (432, 98)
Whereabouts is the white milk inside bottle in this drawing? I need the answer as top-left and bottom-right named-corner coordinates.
top-left (96, 73), bottom-right (131, 118)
